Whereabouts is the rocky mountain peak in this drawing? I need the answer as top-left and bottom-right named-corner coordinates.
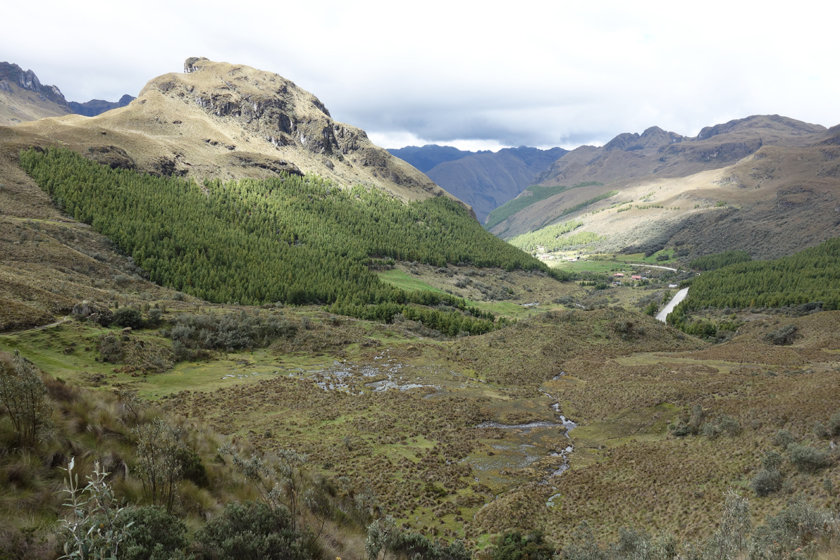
top-left (603, 126), bottom-right (683, 153)
top-left (0, 61), bottom-right (67, 106)
top-left (144, 58), bottom-right (362, 159)
top-left (102, 58), bottom-right (450, 203)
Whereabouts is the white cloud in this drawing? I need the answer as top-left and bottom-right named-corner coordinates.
top-left (3, 0), bottom-right (840, 149)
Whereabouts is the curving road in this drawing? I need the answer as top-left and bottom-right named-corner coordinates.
top-left (656, 287), bottom-right (689, 323)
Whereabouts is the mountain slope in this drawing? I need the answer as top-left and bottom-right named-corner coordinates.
top-left (0, 62), bottom-right (71, 124)
top-left (0, 62), bottom-right (135, 124)
top-left (388, 144), bottom-right (473, 172)
top-left (390, 145), bottom-right (567, 222)
top-left (535, 116), bottom-right (824, 188)
top-left (491, 115), bottom-right (840, 259)
top-left (426, 146), bottom-right (567, 222)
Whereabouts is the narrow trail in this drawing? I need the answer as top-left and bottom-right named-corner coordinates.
top-left (1, 316), bottom-right (71, 336)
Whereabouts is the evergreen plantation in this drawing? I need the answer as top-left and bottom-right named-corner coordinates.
top-left (671, 239), bottom-right (840, 321)
top-left (20, 147), bottom-right (561, 335)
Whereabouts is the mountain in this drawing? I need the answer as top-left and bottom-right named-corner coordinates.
top-left (2, 57), bottom-right (449, 204)
top-left (0, 57), bottom-right (543, 330)
top-left (3, 59), bottom-right (840, 560)
top-left (388, 144), bottom-right (473, 172)
top-left (390, 145), bottom-right (567, 221)
top-left (0, 62), bottom-right (70, 124)
top-left (67, 93), bottom-right (135, 116)
top-left (490, 115), bottom-right (840, 260)
top-left (0, 62), bottom-right (136, 124)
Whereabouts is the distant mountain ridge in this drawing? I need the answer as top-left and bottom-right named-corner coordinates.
top-left (534, 115), bottom-right (825, 189)
top-left (390, 145), bottom-right (567, 221)
top-left (0, 61), bottom-right (135, 124)
top-left (388, 144), bottom-right (475, 173)
top-left (68, 94), bottom-right (135, 116)
top-left (492, 115), bottom-right (840, 260)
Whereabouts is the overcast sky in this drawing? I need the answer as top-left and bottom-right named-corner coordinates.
top-left (4, 0), bottom-right (838, 151)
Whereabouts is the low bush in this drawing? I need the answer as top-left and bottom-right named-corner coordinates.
top-left (788, 444), bottom-right (833, 473)
top-left (828, 411), bottom-right (840, 437)
top-left (773, 430), bottom-right (794, 449)
top-left (112, 307), bottom-right (144, 330)
top-left (492, 530), bottom-right (555, 560)
top-left (117, 506), bottom-right (188, 560)
top-left (751, 468), bottom-right (783, 497)
top-left (192, 501), bottom-right (307, 560)
top-left (0, 352), bottom-right (51, 447)
top-left (750, 500), bottom-right (835, 559)
top-left (169, 311), bottom-right (297, 356)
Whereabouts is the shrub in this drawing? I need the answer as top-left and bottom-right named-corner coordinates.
top-left (828, 411), bottom-right (840, 437)
top-left (0, 352), bottom-right (51, 447)
top-left (492, 530), bottom-right (555, 560)
top-left (704, 491), bottom-right (751, 559)
top-left (365, 517), bottom-right (471, 560)
top-left (134, 419), bottom-right (185, 511)
top-left (112, 307), bottom-right (144, 330)
top-left (71, 300), bottom-right (113, 326)
top-left (751, 468), bottom-right (783, 497)
top-left (192, 501), bottom-right (306, 560)
top-left (60, 458), bottom-right (131, 560)
top-left (98, 333), bottom-right (124, 363)
top-left (813, 422), bottom-right (829, 440)
top-left (176, 447), bottom-right (209, 489)
top-left (762, 451), bottom-right (783, 471)
top-left (773, 430), bottom-right (794, 449)
top-left (703, 415), bottom-right (742, 439)
top-left (146, 307), bottom-right (163, 327)
top-left (670, 405), bottom-right (707, 438)
top-left (562, 522), bottom-right (606, 560)
top-left (749, 500), bottom-right (835, 559)
top-left (788, 444), bottom-right (833, 473)
top-left (117, 506), bottom-right (188, 560)
top-left (169, 312), bottom-right (297, 356)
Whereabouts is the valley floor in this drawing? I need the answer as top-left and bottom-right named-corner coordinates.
top-left (3, 291), bottom-right (838, 552)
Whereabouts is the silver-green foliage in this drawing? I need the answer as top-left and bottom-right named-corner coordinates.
top-left (59, 458), bottom-right (131, 560)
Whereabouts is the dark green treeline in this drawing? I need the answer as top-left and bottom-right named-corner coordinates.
top-left (676, 239), bottom-right (840, 314)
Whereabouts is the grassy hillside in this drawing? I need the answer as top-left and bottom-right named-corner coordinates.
top-left (485, 183), bottom-right (601, 230)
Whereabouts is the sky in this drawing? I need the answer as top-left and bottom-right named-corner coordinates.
top-left (4, 0), bottom-right (839, 151)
